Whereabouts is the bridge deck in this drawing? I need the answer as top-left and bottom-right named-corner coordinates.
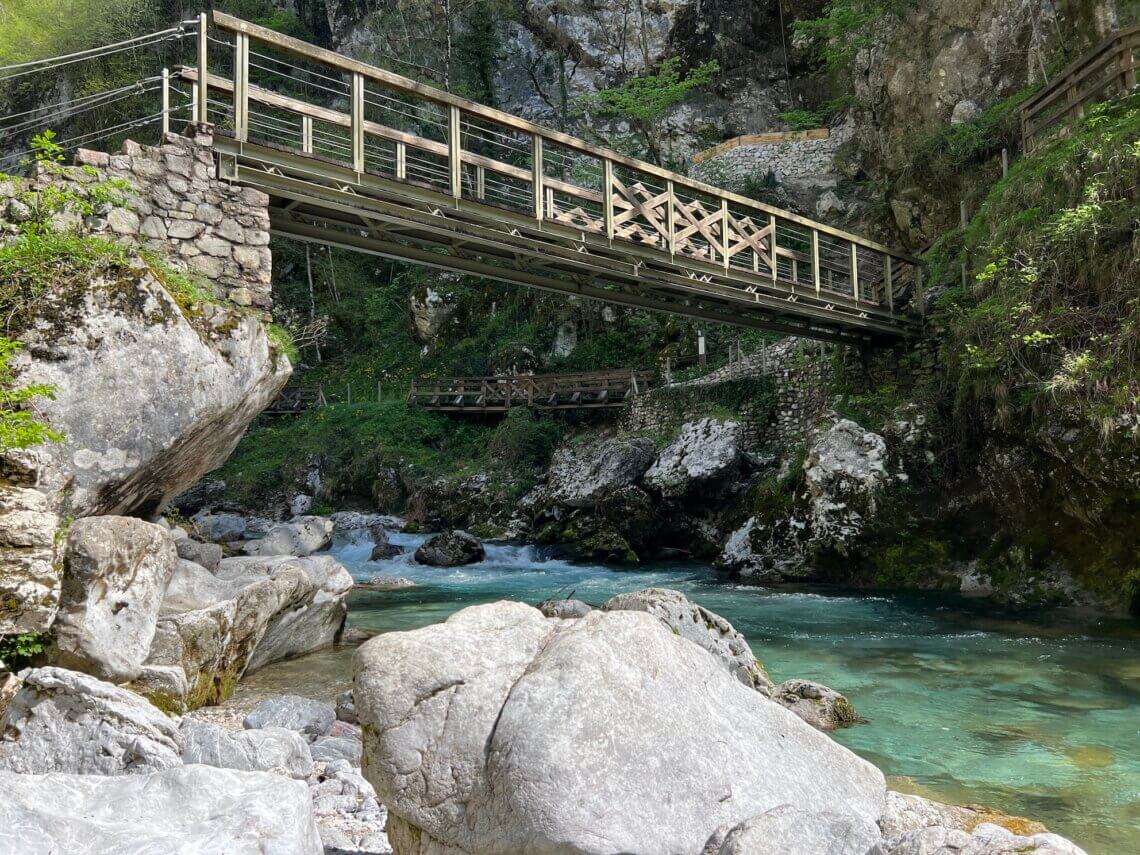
top-left (186, 12), bottom-right (923, 346)
top-left (409, 371), bottom-right (657, 413)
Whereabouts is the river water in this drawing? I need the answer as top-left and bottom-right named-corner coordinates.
top-left (239, 533), bottom-right (1140, 853)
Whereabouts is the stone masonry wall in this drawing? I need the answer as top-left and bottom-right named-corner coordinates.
top-left (57, 128), bottom-right (271, 310)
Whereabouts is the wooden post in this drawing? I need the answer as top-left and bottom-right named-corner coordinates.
top-left (449, 105), bottom-right (462, 199)
top-left (351, 72), bottom-right (365, 174)
top-left (698, 330), bottom-right (706, 369)
top-left (721, 199), bottom-right (730, 270)
top-left (233, 32), bottom-right (249, 142)
top-left (301, 116), bottom-right (313, 154)
top-left (960, 200), bottom-right (968, 288)
top-left (377, 381), bottom-right (382, 402)
top-left (850, 242), bottom-right (859, 302)
top-left (603, 158), bottom-right (615, 241)
top-left (1001, 148), bottom-right (1009, 178)
top-left (666, 180), bottom-right (676, 256)
top-left (885, 255), bottom-right (894, 313)
top-left (346, 383), bottom-right (352, 405)
top-left (915, 265), bottom-right (926, 315)
top-left (475, 164), bottom-right (485, 199)
top-left (811, 229), bottom-right (821, 295)
top-left (395, 141), bottom-right (406, 179)
top-left (161, 68), bottom-right (170, 137)
top-left (768, 214), bottom-right (777, 282)
top-left (196, 13), bottom-right (208, 125)
top-left (532, 135), bottom-right (544, 221)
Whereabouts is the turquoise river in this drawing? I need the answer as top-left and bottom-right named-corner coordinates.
top-left (236, 533), bottom-right (1140, 853)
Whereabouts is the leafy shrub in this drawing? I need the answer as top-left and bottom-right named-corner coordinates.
top-left (488, 408), bottom-right (562, 470)
top-left (0, 632), bottom-right (45, 670)
top-left (778, 110), bottom-right (824, 131)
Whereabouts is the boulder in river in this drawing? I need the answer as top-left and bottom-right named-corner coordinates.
top-left (413, 530), bottom-right (485, 567)
top-left (0, 765), bottom-right (323, 854)
top-left (0, 666), bottom-right (182, 775)
top-left (354, 601), bottom-right (886, 854)
top-left (772, 678), bottom-right (861, 731)
top-left (50, 516), bottom-right (177, 682)
top-left (644, 418), bottom-right (743, 498)
top-left (804, 419), bottom-right (891, 554)
top-left (238, 516), bottom-right (335, 557)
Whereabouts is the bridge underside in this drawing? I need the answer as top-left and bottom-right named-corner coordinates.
top-left (215, 137), bottom-right (916, 347)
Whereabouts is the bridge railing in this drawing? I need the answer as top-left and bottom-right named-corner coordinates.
top-left (408, 370), bottom-right (656, 411)
top-left (1020, 24), bottom-right (1139, 154)
top-left (182, 12), bottom-right (920, 320)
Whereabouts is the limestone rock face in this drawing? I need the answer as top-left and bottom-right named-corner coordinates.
top-left (3, 261), bottom-right (290, 521)
top-left (804, 419), bottom-right (890, 553)
top-left (413, 530), bottom-right (485, 567)
top-left (408, 283), bottom-right (458, 344)
top-left (602, 588), bottom-right (771, 692)
top-left (0, 486), bottom-right (61, 635)
top-left (542, 436), bottom-right (656, 507)
top-left (772, 679), bottom-right (860, 731)
top-left (239, 516), bottom-right (335, 557)
top-left (645, 418), bottom-right (743, 498)
top-left (354, 602), bottom-right (886, 854)
top-left (0, 666), bottom-right (182, 775)
top-left (0, 765), bottom-right (323, 855)
top-left (51, 516), bottom-right (177, 682)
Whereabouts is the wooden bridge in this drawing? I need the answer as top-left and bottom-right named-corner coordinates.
top-left (174, 12), bottom-right (922, 347)
top-left (408, 371), bottom-right (656, 412)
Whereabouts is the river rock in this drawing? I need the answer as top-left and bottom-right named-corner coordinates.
top-left (804, 419), bottom-right (890, 553)
top-left (335, 689), bottom-right (357, 724)
top-left (603, 588), bottom-right (772, 691)
top-left (874, 823), bottom-right (1087, 855)
top-left (137, 558), bottom-right (316, 711)
top-left (175, 535), bottom-right (223, 571)
top-left (542, 435), bottom-right (656, 507)
top-left (644, 418), bottom-right (743, 497)
top-left (244, 694), bottom-right (336, 739)
top-left (704, 804), bottom-right (881, 855)
top-left (772, 679), bottom-right (860, 731)
top-left (536, 598), bottom-right (594, 618)
top-left (0, 666), bottom-right (182, 775)
top-left (239, 516), bottom-right (335, 557)
top-left (359, 575), bottom-right (414, 590)
top-left (216, 555), bottom-right (352, 671)
top-left (0, 486), bottom-right (60, 635)
top-left (369, 542), bottom-right (404, 560)
top-left (413, 530), bottom-right (485, 567)
top-left (181, 718), bottom-right (313, 778)
top-left (0, 765), bottom-right (322, 854)
top-left (311, 734), bottom-right (363, 765)
top-left (191, 510), bottom-right (258, 543)
top-left (354, 602), bottom-right (886, 854)
top-left (0, 261), bottom-right (289, 521)
top-left (50, 516), bottom-right (177, 682)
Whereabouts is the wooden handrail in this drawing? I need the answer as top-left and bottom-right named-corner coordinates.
top-left (208, 10), bottom-right (917, 266)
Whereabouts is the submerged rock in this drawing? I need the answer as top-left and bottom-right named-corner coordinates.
top-left (0, 765), bottom-right (322, 854)
top-left (645, 418), bottom-right (743, 498)
top-left (50, 516), bottom-right (177, 682)
top-left (772, 678), bottom-right (860, 731)
top-left (357, 575), bottom-right (414, 590)
top-left (413, 530), bottom-right (485, 567)
top-left (0, 666), bottom-right (182, 775)
top-left (354, 601), bottom-right (886, 854)
top-left (602, 588), bottom-right (772, 692)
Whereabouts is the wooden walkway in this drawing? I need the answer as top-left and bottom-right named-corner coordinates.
top-left (409, 371), bottom-right (656, 412)
top-left (176, 12), bottom-right (923, 347)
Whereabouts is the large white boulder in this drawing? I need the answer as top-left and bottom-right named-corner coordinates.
top-left (50, 516), bottom-right (177, 682)
top-left (181, 718), bottom-right (313, 779)
top-left (3, 262), bottom-right (290, 521)
top-left (0, 486), bottom-right (61, 635)
top-left (0, 666), bottom-right (182, 775)
top-left (804, 419), bottom-right (890, 553)
top-left (542, 436), bottom-right (656, 507)
top-left (645, 418), bottom-right (743, 497)
top-left (0, 765), bottom-right (322, 854)
top-left (354, 601), bottom-right (886, 854)
top-left (602, 588), bottom-right (771, 691)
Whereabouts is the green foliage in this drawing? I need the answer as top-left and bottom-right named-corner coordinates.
top-left (872, 536), bottom-right (950, 587)
top-left (585, 57), bottom-right (719, 163)
top-left (0, 632), bottom-right (45, 670)
top-left (792, 0), bottom-right (912, 77)
top-left (487, 408), bottom-right (562, 470)
top-left (778, 110), bottom-right (824, 131)
top-left (265, 323), bottom-right (299, 364)
top-left (933, 96), bottom-right (1140, 437)
top-left (0, 337), bottom-right (63, 451)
